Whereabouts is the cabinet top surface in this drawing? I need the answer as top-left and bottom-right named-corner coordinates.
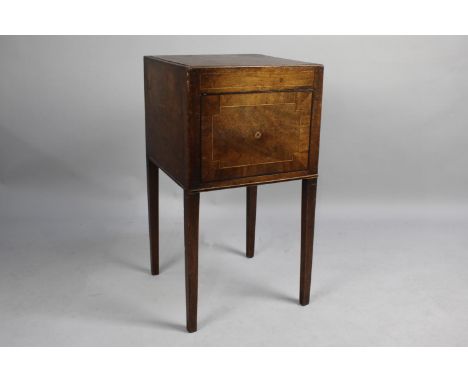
top-left (147, 54), bottom-right (321, 68)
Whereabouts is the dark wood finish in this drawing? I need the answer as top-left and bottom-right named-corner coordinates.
top-left (309, 66), bottom-right (324, 173)
top-left (143, 54), bottom-right (324, 332)
top-left (184, 191), bottom-right (199, 333)
top-left (300, 178), bottom-right (317, 306)
top-left (198, 67), bottom-right (314, 93)
top-left (201, 91), bottom-right (312, 182)
top-left (144, 54), bottom-right (323, 192)
top-left (153, 54), bottom-right (319, 68)
top-left (187, 63), bottom-right (202, 191)
top-left (146, 159), bottom-right (159, 275)
top-left (144, 57), bottom-right (189, 188)
top-left (246, 186), bottom-right (257, 258)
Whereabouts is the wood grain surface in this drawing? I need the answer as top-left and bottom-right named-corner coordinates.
top-left (201, 91), bottom-right (312, 182)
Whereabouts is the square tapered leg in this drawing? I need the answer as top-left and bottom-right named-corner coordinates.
top-left (184, 191), bottom-right (200, 333)
top-left (246, 186), bottom-right (257, 258)
top-left (299, 179), bottom-right (317, 305)
top-left (146, 159), bottom-right (159, 276)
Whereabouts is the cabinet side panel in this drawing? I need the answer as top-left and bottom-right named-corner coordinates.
top-left (308, 66), bottom-right (324, 175)
top-left (187, 69), bottom-right (201, 189)
top-left (144, 58), bottom-right (188, 187)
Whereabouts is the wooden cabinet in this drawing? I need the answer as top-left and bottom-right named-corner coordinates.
top-left (144, 54), bottom-right (324, 332)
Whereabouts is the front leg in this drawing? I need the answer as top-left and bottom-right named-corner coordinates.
top-left (299, 179), bottom-right (317, 306)
top-left (246, 186), bottom-right (257, 258)
top-left (184, 191), bottom-right (200, 333)
top-left (146, 158), bottom-right (159, 275)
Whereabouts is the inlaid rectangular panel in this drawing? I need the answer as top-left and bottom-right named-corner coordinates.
top-left (201, 91), bottom-right (313, 182)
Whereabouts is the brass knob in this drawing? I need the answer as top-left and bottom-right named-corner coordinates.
top-left (254, 131), bottom-right (262, 139)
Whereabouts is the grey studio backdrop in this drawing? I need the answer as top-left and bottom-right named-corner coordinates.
top-left (1, 36), bottom-right (467, 346)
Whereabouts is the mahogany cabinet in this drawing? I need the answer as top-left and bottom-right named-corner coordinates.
top-left (144, 54), bottom-right (324, 332)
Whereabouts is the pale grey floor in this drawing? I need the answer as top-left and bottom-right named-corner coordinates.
top-left (1, 180), bottom-right (468, 346)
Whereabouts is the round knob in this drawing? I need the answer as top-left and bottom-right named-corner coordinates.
top-left (254, 131), bottom-right (262, 139)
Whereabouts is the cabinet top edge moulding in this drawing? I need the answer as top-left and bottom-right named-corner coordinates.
top-left (145, 54), bottom-right (323, 69)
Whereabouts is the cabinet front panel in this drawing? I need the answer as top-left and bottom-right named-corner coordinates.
top-left (199, 67), bottom-right (315, 93)
top-left (201, 91), bottom-right (312, 182)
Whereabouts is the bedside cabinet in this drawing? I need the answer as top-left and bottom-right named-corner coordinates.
top-left (143, 54), bottom-right (324, 332)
